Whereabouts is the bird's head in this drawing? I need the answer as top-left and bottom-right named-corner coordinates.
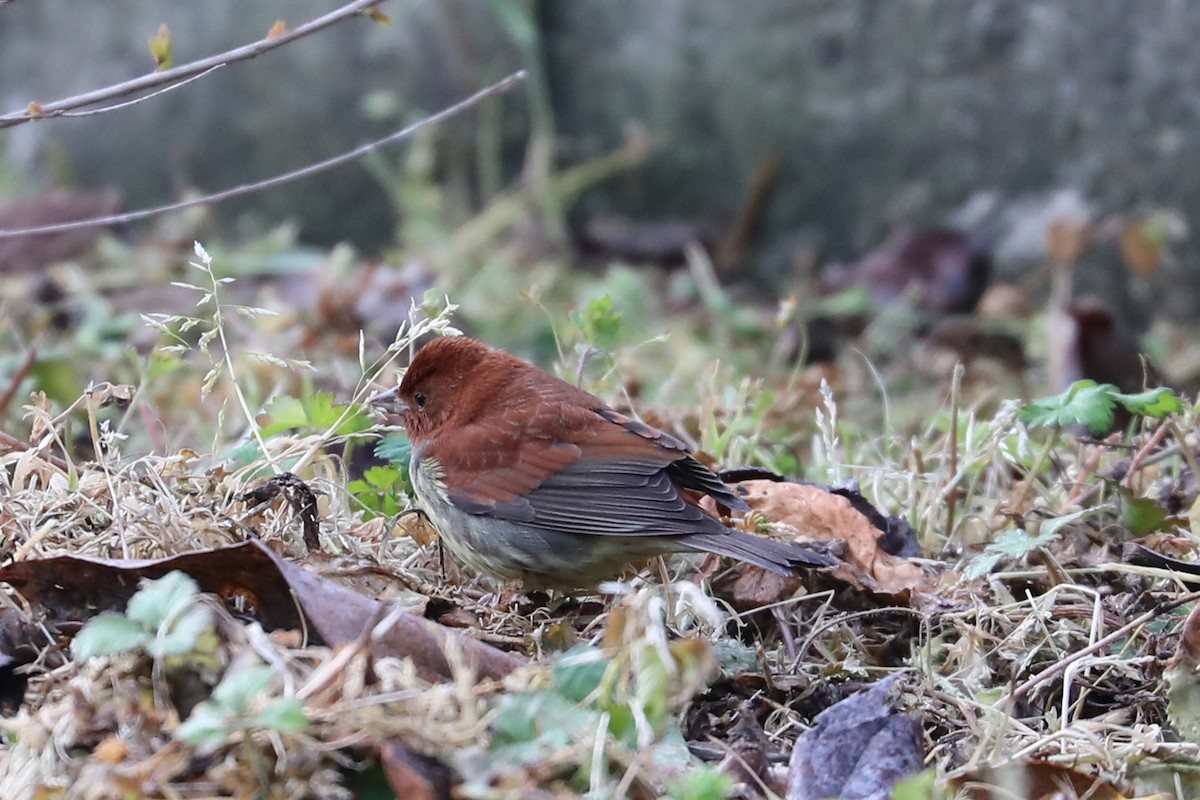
top-left (376, 336), bottom-right (528, 440)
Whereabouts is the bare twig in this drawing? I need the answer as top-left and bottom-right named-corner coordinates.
top-left (54, 66), bottom-right (225, 120)
top-left (0, 428), bottom-right (70, 472)
top-left (0, 346), bottom-right (37, 416)
top-left (0, 70), bottom-right (527, 239)
top-left (0, 0), bottom-right (389, 129)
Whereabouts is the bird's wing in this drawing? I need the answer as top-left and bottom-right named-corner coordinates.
top-left (432, 406), bottom-right (744, 537)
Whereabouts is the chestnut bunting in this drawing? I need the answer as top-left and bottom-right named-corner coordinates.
top-left (375, 337), bottom-right (834, 589)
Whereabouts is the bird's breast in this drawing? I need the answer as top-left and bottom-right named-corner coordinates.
top-left (409, 450), bottom-right (452, 518)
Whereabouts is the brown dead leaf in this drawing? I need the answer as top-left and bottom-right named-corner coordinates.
top-left (398, 511), bottom-right (439, 547)
top-left (87, 382), bottom-right (135, 409)
top-left (380, 740), bottom-right (452, 800)
top-left (718, 701), bottom-right (774, 793)
top-left (0, 540), bottom-right (522, 682)
top-left (733, 480), bottom-right (927, 596)
top-left (949, 759), bottom-right (1124, 800)
top-left (727, 566), bottom-right (802, 611)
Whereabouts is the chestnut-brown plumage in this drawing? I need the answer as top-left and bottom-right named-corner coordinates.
top-left (380, 336), bottom-right (834, 589)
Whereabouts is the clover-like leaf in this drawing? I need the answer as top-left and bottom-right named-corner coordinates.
top-left (147, 606), bottom-right (213, 658)
top-left (213, 665), bottom-right (275, 716)
top-left (176, 702), bottom-right (230, 748)
top-left (72, 613), bottom-right (149, 659)
top-left (374, 433), bottom-right (412, 466)
top-left (1018, 380), bottom-right (1116, 436)
top-left (966, 528), bottom-right (1060, 579)
top-left (552, 647), bottom-right (609, 703)
top-left (126, 571), bottom-right (200, 629)
top-left (1112, 386), bottom-right (1184, 419)
top-left (251, 698), bottom-right (308, 734)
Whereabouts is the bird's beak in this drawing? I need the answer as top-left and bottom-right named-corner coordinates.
top-left (368, 385), bottom-right (408, 414)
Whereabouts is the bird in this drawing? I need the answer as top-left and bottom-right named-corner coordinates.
top-left (373, 336), bottom-right (835, 589)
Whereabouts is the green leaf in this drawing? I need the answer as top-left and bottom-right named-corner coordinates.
top-left (225, 439), bottom-right (265, 465)
top-left (213, 666), bottom-right (275, 716)
top-left (127, 571), bottom-right (199, 629)
top-left (1018, 380), bottom-right (1117, 436)
top-left (965, 528), bottom-right (1060, 579)
top-left (1020, 381), bottom-right (1182, 437)
top-left (307, 390), bottom-right (371, 435)
top-left (251, 698), bottom-right (308, 734)
top-left (362, 465), bottom-right (403, 491)
top-left (490, 0), bottom-right (538, 48)
top-left (176, 702), bottom-right (230, 748)
top-left (891, 767), bottom-right (939, 800)
top-left (260, 395), bottom-right (308, 433)
top-left (1118, 487), bottom-right (1174, 536)
top-left (29, 357), bottom-right (82, 407)
top-left (350, 464), bottom-right (407, 518)
top-left (1112, 386), bottom-right (1183, 419)
top-left (572, 295), bottom-right (623, 351)
top-left (665, 766), bottom-right (734, 800)
top-left (147, 606), bottom-right (213, 658)
top-left (72, 612), bottom-right (149, 659)
top-left (374, 434), bottom-right (412, 466)
top-left (490, 691), bottom-right (594, 749)
top-left (259, 391), bottom-right (372, 438)
top-left (552, 647), bottom-right (609, 703)
top-left (713, 639), bottom-right (759, 676)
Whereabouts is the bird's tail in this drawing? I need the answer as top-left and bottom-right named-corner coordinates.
top-left (686, 529), bottom-right (837, 575)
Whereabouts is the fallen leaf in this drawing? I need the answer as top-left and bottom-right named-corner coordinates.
top-left (949, 760), bottom-right (1125, 800)
top-left (731, 480), bottom-right (927, 596)
top-left (0, 540), bottom-right (522, 682)
top-left (725, 566), bottom-right (802, 611)
top-left (380, 739), bottom-right (452, 800)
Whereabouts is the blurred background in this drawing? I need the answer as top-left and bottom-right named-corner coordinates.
top-left (1, 0), bottom-right (1198, 454)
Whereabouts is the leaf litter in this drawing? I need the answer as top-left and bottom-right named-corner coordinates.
top-left (1, 239), bottom-right (1200, 798)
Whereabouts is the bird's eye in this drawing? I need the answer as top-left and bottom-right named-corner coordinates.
top-left (414, 392), bottom-right (428, 409)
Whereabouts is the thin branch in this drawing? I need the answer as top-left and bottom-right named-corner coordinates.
top-left (56, 66), bottom-right (225, 120)
top-left (0, 346), bottom-right (37, 415)
top-left (0, 0), bottom-right (388, 129)
top-left (0, 428), bottom-right (70, 473)
top-left (0, 70), bottom-right (527, 239)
